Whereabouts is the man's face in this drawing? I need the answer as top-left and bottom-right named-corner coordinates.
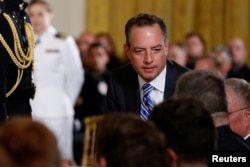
top-left (168, 45), bottom-right (187, 66)
top-left (77, 33), bottom-right (95, 65)
top-left (185, 36), bottom-right (204, 58)
top-left (124, 24), bottom-right (168, 82)
top-left (226, 88), bottom-right (248, 137)
top-left (89, 47), bottom-right (109, 74)
top-left (228, 38), bottom-right (247, 65)
top-left (78, 33), bottom-right (95, 56)
top-left (215, 51), bottom-right (231, 75)
top-left (194, 58), bottom-right (222, 77)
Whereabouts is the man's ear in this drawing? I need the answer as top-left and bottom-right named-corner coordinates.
top-left (167, 148), bottom-right (178, 167)
top-left (98, 156), bottom-right (107, 167)
top-left (245, 108), bottom-right (250, 119)
top-left (164, 39), bottom-right (169, 57)
top-left (124, 44), bottom-right (131, 60)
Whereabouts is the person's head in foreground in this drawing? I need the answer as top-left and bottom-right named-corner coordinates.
top-left (149, 98), bottom-right (216, 167)
top-left (0, 117), bottom-right (61, 167)
top-left (224, 78), bottom-right (250, 139)
top-left (96, 113), bottom-right (168, 167)
top-left (174, 70), bottom-right (228, 126)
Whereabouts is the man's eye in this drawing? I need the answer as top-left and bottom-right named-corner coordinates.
top-left (153, 48), bottom-right (162, 52)
top-left (134, 50), bottom-right (144, 54)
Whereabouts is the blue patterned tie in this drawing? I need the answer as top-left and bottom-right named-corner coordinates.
top-left (140, 83), bottom-right (154, 120)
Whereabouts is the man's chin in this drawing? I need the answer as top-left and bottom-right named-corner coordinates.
top-left (140, 73), bottom-right (156, 82)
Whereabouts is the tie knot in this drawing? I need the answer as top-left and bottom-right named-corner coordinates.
top-left (142, 83), bottom-right (154, 97)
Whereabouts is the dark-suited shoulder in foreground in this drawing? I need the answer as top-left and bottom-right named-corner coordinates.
top-left (217, 125), bottom-right (250, 151)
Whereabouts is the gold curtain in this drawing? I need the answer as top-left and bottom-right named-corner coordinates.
top-left (86, 0), bottom-right (250, 64)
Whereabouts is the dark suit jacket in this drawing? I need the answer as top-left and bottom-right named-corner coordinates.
top-left (217, 125), bottom-right (250, 151)
top-left (227, 64), bottom-right (250, 82)
top-left (106, 60), bottom-right (188, 114)
top-left (245, 135), bottom-right (250, 145)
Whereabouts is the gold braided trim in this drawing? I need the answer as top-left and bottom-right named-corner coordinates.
top-left (0, 35), bottom-right (32, 69)
top-left (1, 13), bottom-right (35, 68)
top-left (0, 13), bottom-right (35, 97)
top-left (6, 69), bottom-right (23, 97)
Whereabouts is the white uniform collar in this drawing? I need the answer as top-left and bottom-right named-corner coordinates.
top-left (138, 65), bottom-right (166, 93)
top-left (35, 26), bottom-right (57, 40)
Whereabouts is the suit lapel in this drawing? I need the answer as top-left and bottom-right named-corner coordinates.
top-left (164, 60), bottom-right (178, 99)
top-left (246, 136), bottom-right (250, 145)
top-left (123, 65), bottom-right (141, 113)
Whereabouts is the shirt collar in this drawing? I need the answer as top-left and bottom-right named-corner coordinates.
top-left (138, 65), bottom-right (166, 93)
top-left (244, 133), bottom-right (250, 140)
top-left (35, 26), bottom-right (57, 40)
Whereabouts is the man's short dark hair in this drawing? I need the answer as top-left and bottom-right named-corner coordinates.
top-left (125, 13), bottom-right (167, 46)
top-left (96, 113), bottom-right (167, 167)
top-left (175, 70), bottom-right (228, 113)
top-left (149, 98), bottom-right (216, 164)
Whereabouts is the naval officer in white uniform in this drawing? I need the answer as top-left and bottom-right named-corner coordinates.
top-left (28, 0), bottom-right (84, 163)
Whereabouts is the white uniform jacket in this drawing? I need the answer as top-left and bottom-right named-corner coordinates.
top-left (31, 26), bottom-right (84, 118)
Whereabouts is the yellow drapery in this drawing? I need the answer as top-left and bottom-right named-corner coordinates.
top-left (86, 0), bottom-right (250, 64)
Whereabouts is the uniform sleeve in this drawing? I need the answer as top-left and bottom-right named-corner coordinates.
top-left (0, 43), bottom-right (8, 121)
top-left (63, 36), bottom-right (84, 105)
top-left (0, 11), bottom-right (10, 121)
top-left (106, 74), bottom-right (119, 112)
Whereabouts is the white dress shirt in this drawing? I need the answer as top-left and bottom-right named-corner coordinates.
top-left (244, 133), bottom-right (250, 140)
top-left (138, 65), bottom-right (166, 105)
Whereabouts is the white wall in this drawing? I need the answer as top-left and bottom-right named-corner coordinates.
top-left (48, 0), bottom-right (85, 38)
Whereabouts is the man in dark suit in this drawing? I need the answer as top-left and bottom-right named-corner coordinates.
top-left (107, 13), bottom-right (187, 118)
top-left (224, 78), bottom-right (250, 145)
top-left (175, 70), bottom-right (250, 150)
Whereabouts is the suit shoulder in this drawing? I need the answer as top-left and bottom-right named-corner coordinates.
top-left (112, 64), bottom-right (135, 77)
top-left (55, 32), bottom-right (68, 40)
top-left (111, 64), bottom-right (138, 86)
top-left (167, 60), bottom-right (189, 74)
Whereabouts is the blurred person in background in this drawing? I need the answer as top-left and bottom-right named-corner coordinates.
top-left (227, 37), bottom-right (250, 82)
top-left (168, 42), bottom-right (187, 67)
top-left (28, 0), bottom-right (84, 164)
top-left (74, 42), bottom-right (110, 164)
top-left (96, 32), bottom-right (124, 71)
top-left (75, 42), bottom-right (110, 128)
top-left (77, 31), bottom-right (95, 69)
top-left (194, 54), bottom-right (222, 78)
top-left (213, 45), bottom-right (232, 79)
top-left (184, 32), bottom-right (206, 69)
